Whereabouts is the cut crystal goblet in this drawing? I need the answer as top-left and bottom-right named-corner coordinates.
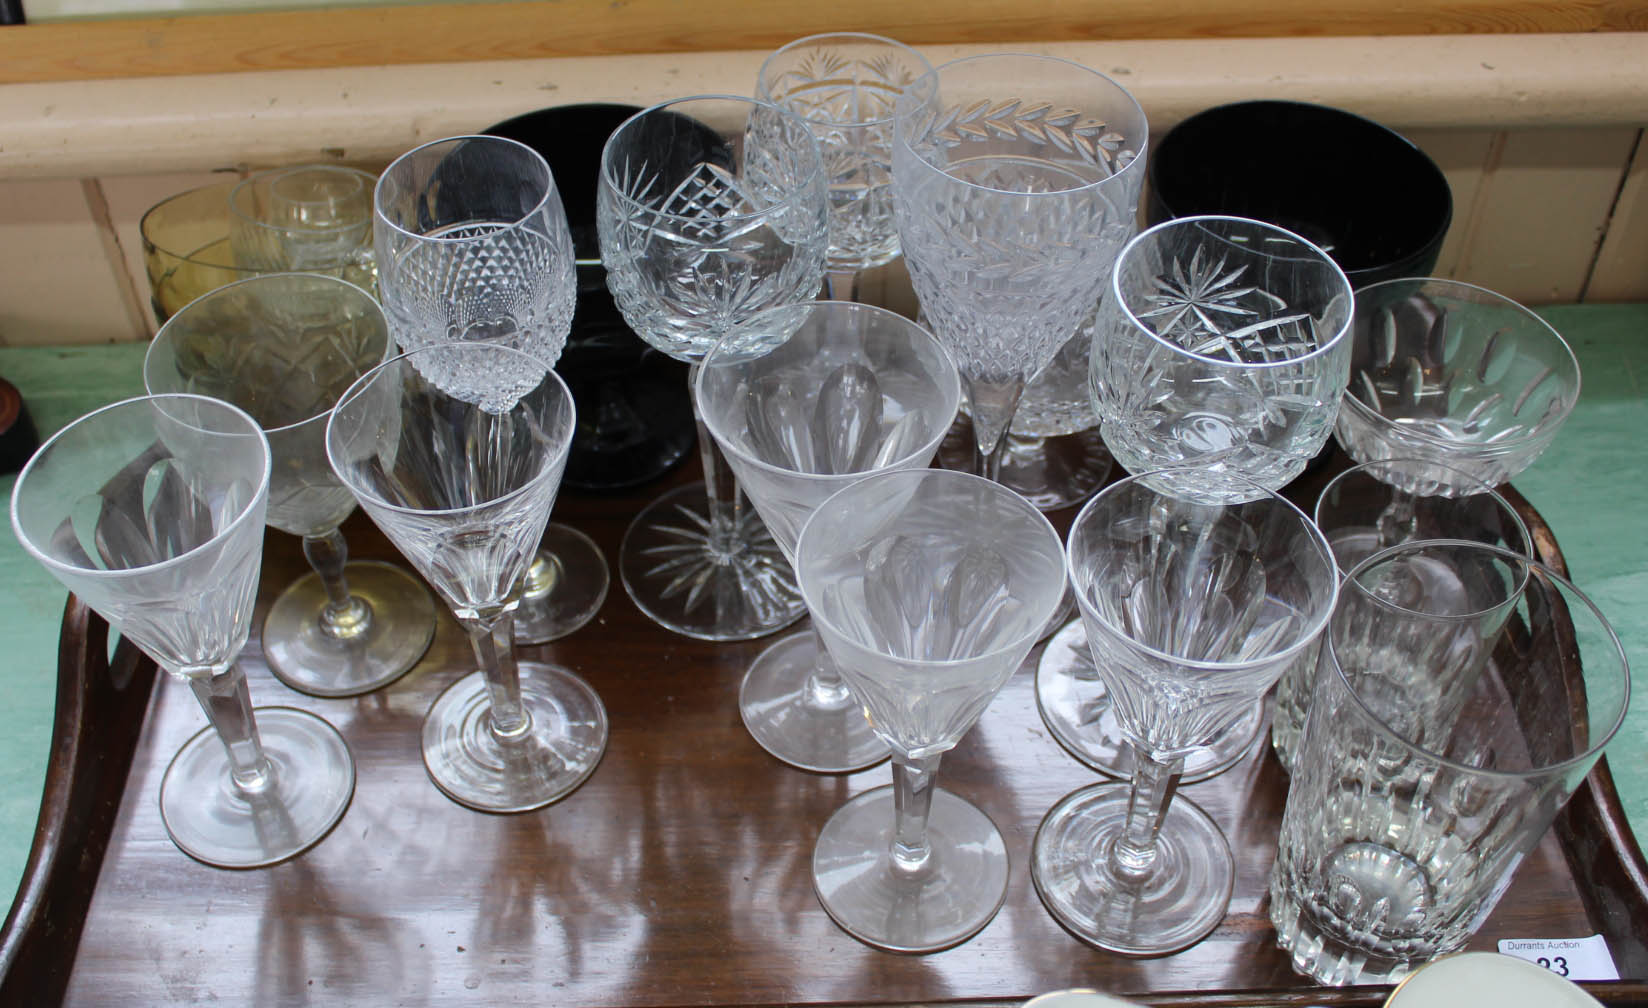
top-left (12, 393), bottom-right (355, 867)
top-left (326, 342), bottom-right (607, 813)
top-left (598, 95), bottom-right (829, 640)
top-left (697, 300), bottom-right (961, 773)
top-left (797, 468), bottom-right (1066, 952)
top-left (375, 134), bottom-right (608, 646)
top-left (143, 272), bottom-right (437, 698)
top-left (1031, 469), bottom-right (1336, 955)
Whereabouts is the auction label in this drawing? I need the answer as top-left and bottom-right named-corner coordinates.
top-left (1497, 935), bottom-right (1618, 981)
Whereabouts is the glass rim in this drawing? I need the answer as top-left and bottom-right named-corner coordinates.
top-left (795, 466), bottom-right (1064, 670)
top-left (1327, 538), bottom-right (1631, 780)
top-left (1066, 467), bottom-right (1339, 673)
top-left (1109, 213), bottom-right (1355, 369)
top-left (10, 392), bottom-right (272, 582)
top-left (756, 32), bottom-right (935, 129)
top-left (694, 301), bottom-right (962, 490)
top-left (324, 342), bottom-right (573, 520)
top-left (597, 94), bottom-right (827, 226)
top-left (229, 164), bottom-right (379, 237)
top-left (1314, 456), bottom-right (1535, 568)
top-left (144, 271), bottom-right (389, 437)
top-left (1339, 277), bottom-right (1582, 451)
top-left (892, 51), bottom-right (1149, 198)
top-left (373, 134), bottom-right (559, 244)
top-left (139, 178), bottom-right (248, 270)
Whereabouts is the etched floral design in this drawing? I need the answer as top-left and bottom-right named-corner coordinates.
top-left (1139, 244), bottom-right (1317, 365)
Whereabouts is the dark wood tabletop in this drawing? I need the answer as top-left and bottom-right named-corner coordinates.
top-left (4, 445), bottom-right (1645, 1007)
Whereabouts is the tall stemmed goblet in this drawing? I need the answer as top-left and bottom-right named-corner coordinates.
top-left (755, 32), bottom-right (933, 303)
top-left (796, 468), bottom-right (1066, 952)
top-left (892, 52), bottom-right (1144, 480)
top-left (1038, 214), bottom-right (1353, 783)
top-left (326, 342), bottom-right (607, 813)
top-left (374, 134), bottom-right (608, 647)
top-left (598, 95), bottom-right (829, 640)
top-left (1031, 469), bottom-right (1337, 955)
top-left (143, 273), bottom-right (437, 698)
top-left (12, 394), bottom-right (355, 867)
top-left (697, 301), bottom-right (962, 773)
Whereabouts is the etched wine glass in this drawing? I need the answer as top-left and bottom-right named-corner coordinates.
top-left (143, 272), bottom-right (437, 698)
top-left (696, 300), bottom-right (961, 773)
top-left (1037, 214), bottom-right (1353, 783)
top-left (326, 341), bottom-right (608, 813)
top-left (892, 52), bottom-right (1144, 480)
top-left (598, 95), bottom-right (829, 640)
top-left (756, 32), bottom-right (933, 302)
top-left (374, 134), bottom-right (608, 646)
top-left (797, 468), bottom-right (1067, 952)
top-left (12, 394), bottom-right (355, 867)
top-left (1031, 469), bottom-right (1336, 955)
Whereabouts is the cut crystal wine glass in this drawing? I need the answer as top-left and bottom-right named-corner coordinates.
top-left (891, 52), bottom-right (1144, 480)
top-left (375, 134), bottom-right (609, 647)
top-left (756, 32), bottom-right (933, 302)
top-left (1038, 214), bottom-right (1353, 784)
top-left (12, 394), bottom-right (355, 868)
top-left (597, 95), bottom-right (829, 640)
top-left (796, 468), bottom-right (1067, 952)
top-left (143, 272), bottom-right (437, 698)
top-left (696, 300), bottom-right (961, 773)
top-left (1031, 469), bottom-right (1337, 955)
top-left (326, 342), bottom-right (608, 813)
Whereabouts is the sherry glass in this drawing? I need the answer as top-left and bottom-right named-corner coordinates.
top-left (374, 134), bottom-right (608, 646)
top-left (326, 341), bottom-right (608, 813)
top-left (11, 394), bottom-right (355, 867)
top-left (796, 468), bottom-right (1066, 952)
top-left (1031, 469), bottom-right (1336, 955)
top-left (597, 95), bottom-right (829, 640)
top-left (1038, 214), bottom-right (1353, 783)
top-left (696, 300), bottom-right (961, 773)
top-left (755, 32), bottom-right (933, 302)
top-left (229, 165), bottom-right (379, 292)
top-left (143, 272), bottom-right (437, 698)
top-left (891, 52), bottom-right (1144, 480)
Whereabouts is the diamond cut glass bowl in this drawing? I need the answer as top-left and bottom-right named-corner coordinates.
top-left (1335, 278), bottom-right (1580, 496)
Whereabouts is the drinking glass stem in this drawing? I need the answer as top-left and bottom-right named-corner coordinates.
top-left (689, 364), bottom-right (750, 558)
top-left (303, 527), bottom-right (372, 641)
top-left (966, 377), bottom-right (1027, 482)
top-left (804, 626), bottom-right (854, 711)
top-left (890, 753), bottom-right (942, 880)
top-left (1374, 489), bottom-right (1420, 547)
top-left (1107, 745), bottom-right (1186, 885)
top-left (462, 612), bottom-right (529, 740)
top-left (188, 665), bottom-right (273, 795)
top-left (824, 269), bottom-right (861, 303)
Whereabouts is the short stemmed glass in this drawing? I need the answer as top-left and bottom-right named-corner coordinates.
top-left (143, 272), bottom-right (437, 698)
top-left (374, 134), bottom-right (608, 647)
top-left (598, 95), bottom-right (829, 640)
top-left (1038, 214), bottom-right (1353, 783)
top-left (229, 165), bottom-right (379, 291)
top-left (326, 342), bottom-right (608, 813)
top-left (892, 52), bottom-right (1144, 480)
top-left (696, 301), bottom-right (961, 773)
top-left (796, 468), bottom-right (1067, 952)
top-left (12, 394), bottom-right (355, 867)
top-left (756, 32), bottom-right (933, 302)
top-left (1031, 469), bottom-right (1337, 955)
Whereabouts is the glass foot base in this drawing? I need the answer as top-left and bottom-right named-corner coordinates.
top-left (1035, 619), bottom-right (1266, 783)
top-left (739, 630), bottom-right (889, 774)
top-left (812, 785), bottom-right (1008, 954)
top-left (422, 661), bottom-right (608, 813)
top-left (939, 422), bottom-right (1113, 512)
top-left (620, 481), bottom-right (806, 642)
top-left (513, 523), bottom-right (610, 645)
top-left (1032, 782), bottom-right (1234, 956)
top-left (264, 560), bottom-right (436, 699)
top-left (159, 706), bottom-right (355, 869)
